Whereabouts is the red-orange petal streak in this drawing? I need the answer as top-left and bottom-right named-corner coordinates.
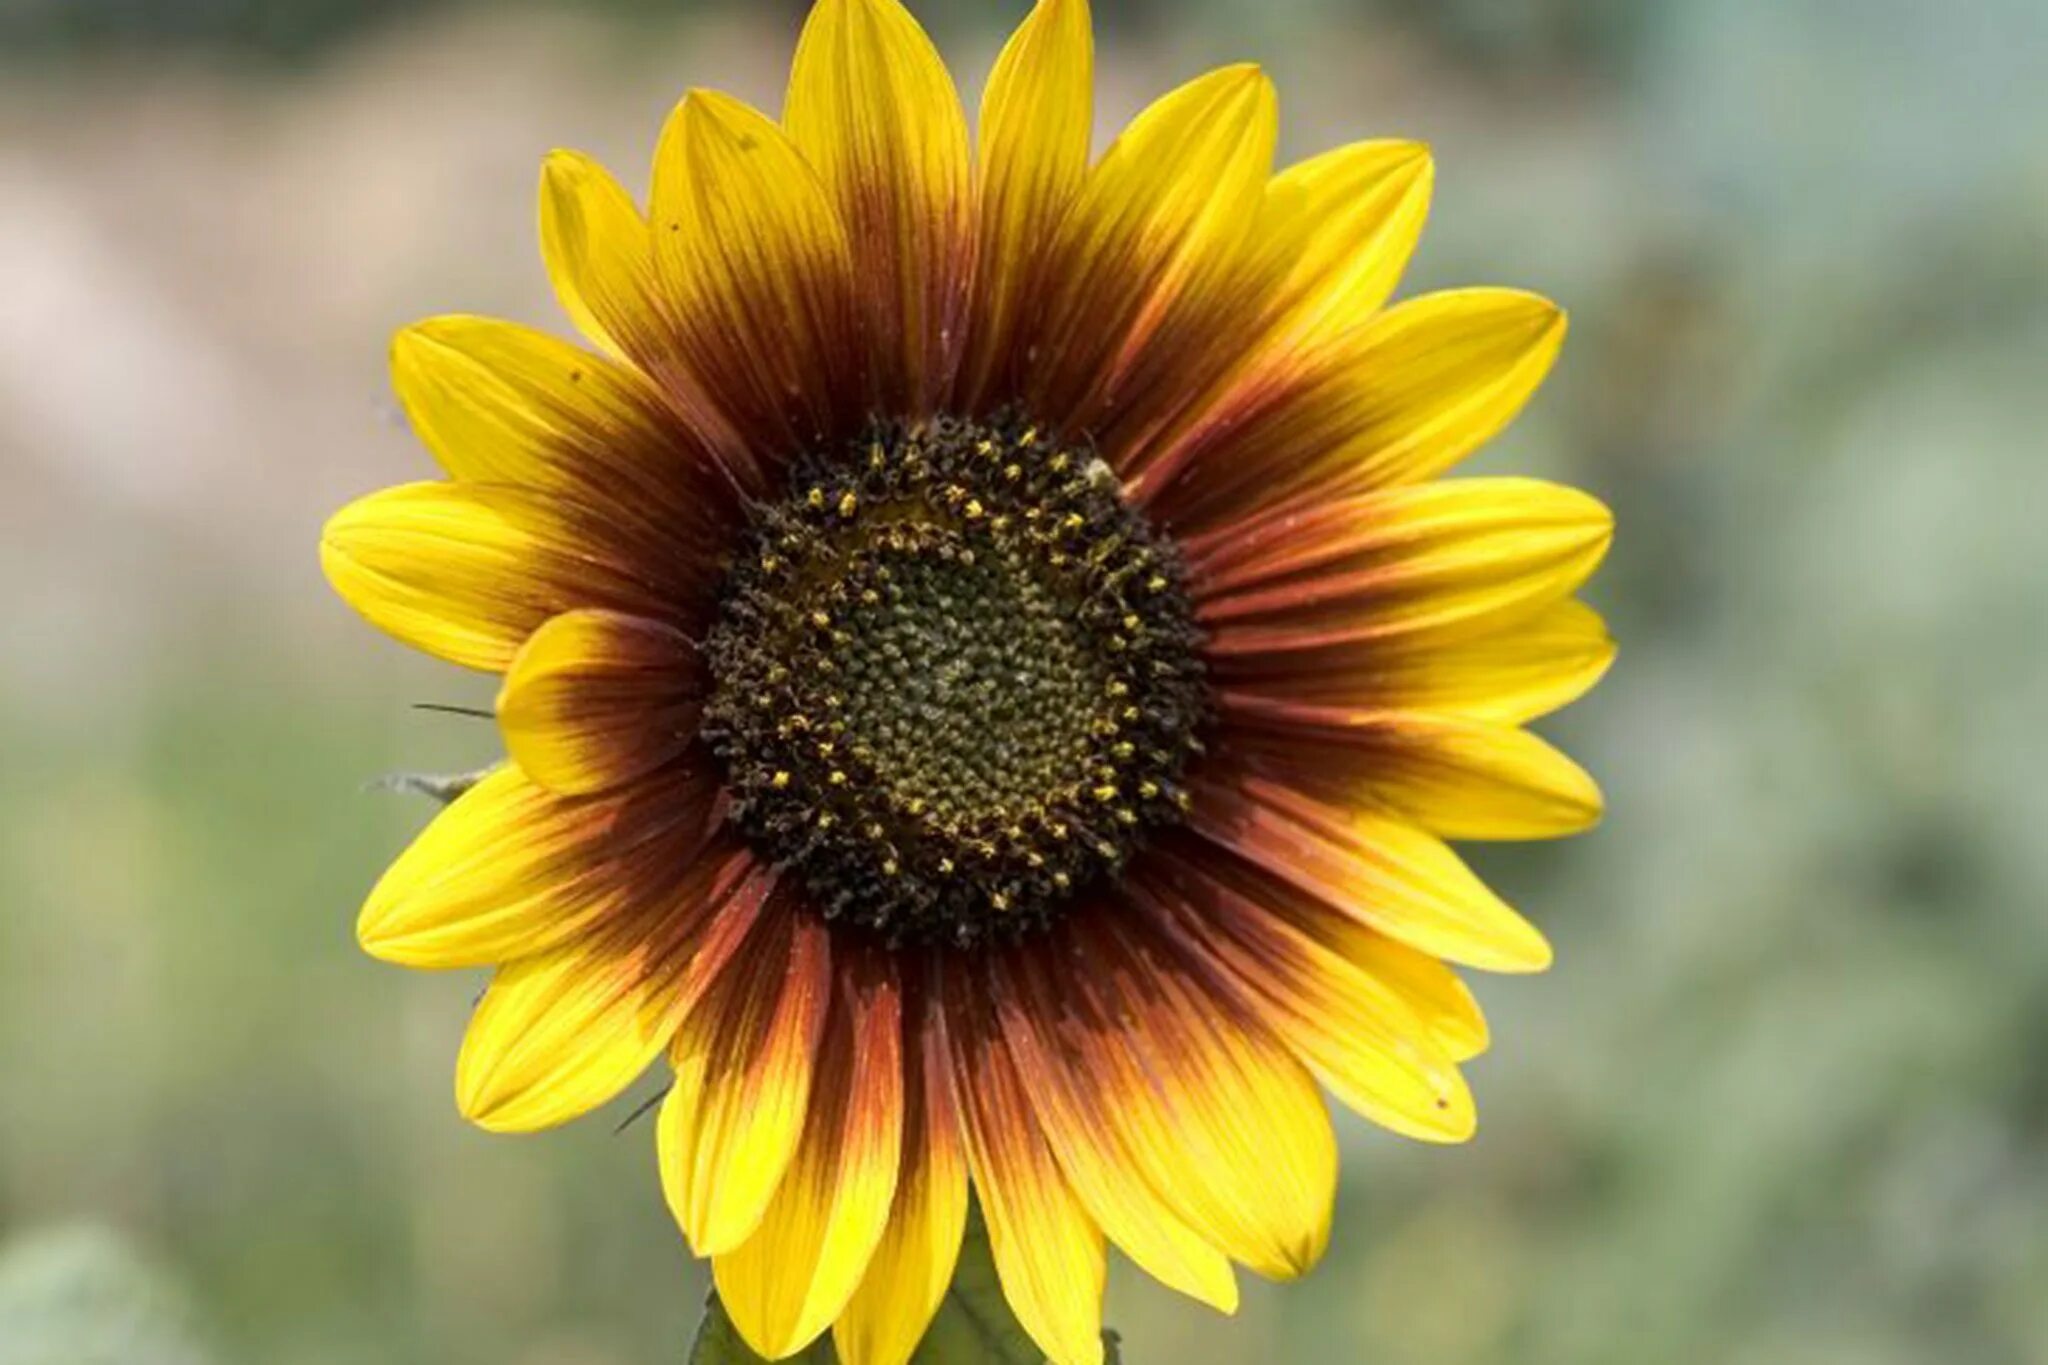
top-left (939, 957), bottom-right (1106, 1365)
top-left (1004, 911), bottom-right (1336, 1282)
top-left (1188, 773), bottom-right (1551, 971)
top-left (1188, 479), bottom-right (1612, 664)
top-left (452, 837), bottom-right (766, 1133)
top-left (1212, 597), bottom-right (1615, 727)
top-left (993, 938), bottom-right (1239, 1311)
top-left (659, 900), bottom-right (833, 1256)
top-left (714, 948), bottom-right (905, 1358)
top-left (1130, 841), bottom-right (1475, 1143)
top-left (834, 966), bottom-right (969, 1365)
top-left (1221, 702), bottom-right (1604, 840)
top-left (1148, 289), bottom-right (1566, 533)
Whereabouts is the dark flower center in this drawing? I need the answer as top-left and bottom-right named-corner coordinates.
top-left (703, 416), bottom-right (1207, 947)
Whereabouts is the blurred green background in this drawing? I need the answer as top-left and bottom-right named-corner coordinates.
top-left (3, 0), bottom-right (2045, 1361)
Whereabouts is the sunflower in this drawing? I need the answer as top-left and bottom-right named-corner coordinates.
top-left (322, 0), bottom-right (1612, 1361)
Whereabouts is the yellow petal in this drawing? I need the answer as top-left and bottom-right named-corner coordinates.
top-left (1191, 775), bottom-right (1552, 972)
top-left (660, 907), bottom-right (833, 1256)
top-left (1151, 289), bottom-right (1568, 530)
top-left (1005, 932), bottom-right (1320, 1290)
top-left (1297, 907), bottom-right (1491, 1063)
top-left (380, 823), bottom-right (766, 1140)
top-left (960, 0), bottom-right (1092, 409)
top-left (358, 765), bottom-right (719, 969)
top-left (385, 317), bottom-right (744, 610)
top-left (358, 766), bottom-right (568, 967)
top-left (1388, 598), bottom-right (1614, 724)
top-left (1337, 288), bottom-right (1570, 488)
top-left (1136, 852), bottom-right (1475, 1144)
top-left (537, 150), bottom-right (659, 364)
top-left (1224, 698), bottom-right (1604, 840)
top-left (940, 964), bottom-right (1106, 1365)
top-left (319, 481), bottom-right (662, 672)
top-left (539, 152), bottom-right (759, 483)
top-left (1352, 712), bottom-right (1606, 840)
top-left (1112, 975), bottom-right (1339, 1277)
top-left (1195, 478), bottom-right (1615, 658)
top-left (1220, 598), bottom-right (1614, 726)
top-left (391, 316), bottom-right (664, 488)
top-left (649, 89), bottom-right (860, 455)
top-left (1027, 63), bottom-right (1276, 434)
top-left (1247, 140), bottom-right (1434, 358)
top-left (992, 948), bottom-right (1236, 1311)
top-left (834, 989), bottom-right (969, 1365)
top-left (1121, 141), bottom-right (1433, 491)
top-left (496, 609), bottom-right (700, 796)
top-left (785, 0), bottom-right (971, 411)
top-left (715, 957), bottom-right (904, 1358)
top-left (454, 939), bottom-right (682, 1133)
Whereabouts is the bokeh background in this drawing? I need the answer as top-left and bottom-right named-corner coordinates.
top-left (3, 0), bottom-right (2046, 1361)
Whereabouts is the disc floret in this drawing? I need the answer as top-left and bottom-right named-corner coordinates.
top-left (703, 417), bottom-right (1206, 946)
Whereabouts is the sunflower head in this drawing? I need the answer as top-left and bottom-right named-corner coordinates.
top-left (325, 2), bottom-right (1612, 1363)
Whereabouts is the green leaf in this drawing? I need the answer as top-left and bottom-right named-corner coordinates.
top-left (685, 1205), bottom-right (1121, 1364)
top-left (689, 1291), bottom-right (836, 1365)
top-left (904, 1205), bottom-right (1041, 1364)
